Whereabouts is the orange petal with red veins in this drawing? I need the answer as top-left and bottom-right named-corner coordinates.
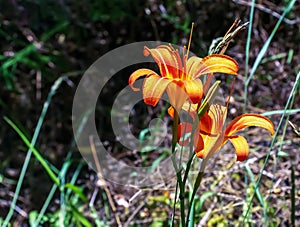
top-left (178, 122), bottom-right (203, 151)
top-left (193, 132), bottom-right (204, 152)
top-left (207, 104), bottom-right (227, 133)
top-left (144, 45), bottom-right (181, 78)
top-left (178, 122), bottom-right (193, 145)
top-left (191, 54), bottom-right (239, 80)
top-left (195, 134), bottom-right (223, 160)
top-left (225, 114), bottom-right (275, 137)
top-left (186, 56), bottom-right (203, 79)
top-left (184, 79), bottom-right (203, 104)
top-left (166, 80), bottom-right (187, 112)
top-left (199, 112), bottom-right (213, 135)
top-left (229, 135), bottom-right (249, 162)
top-left (143, 74), bottom-right (171, 106)
top-left (129, 69), bottom-right (158, 91)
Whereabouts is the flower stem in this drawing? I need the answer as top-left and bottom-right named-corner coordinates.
top-left (171, 108), bottom-right (179, 152)
top-left (170, 110), bottom-right (186, 226)
top-left (186, 165), bottom-right (205, 225)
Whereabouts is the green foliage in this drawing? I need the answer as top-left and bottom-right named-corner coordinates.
top-left (0, 22), bottom-right (70, 91)
top-left (1, 0), bottom-right (299, 226)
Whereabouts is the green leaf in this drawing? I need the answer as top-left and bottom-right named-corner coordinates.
top-left (64, 183), bottom-right (88, 203)
top-left (196, 191), bottom-right (215, 213)
top-left (69, 204), bottom-right (93, 227)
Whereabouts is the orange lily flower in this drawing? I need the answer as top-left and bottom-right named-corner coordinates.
top-left (178, 104), bottom-right (275, 162)
top-left (129, 45), bottom-right (238, 111)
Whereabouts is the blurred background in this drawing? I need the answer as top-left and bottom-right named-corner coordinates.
top-left (0, 0), bottom-right (299, 226)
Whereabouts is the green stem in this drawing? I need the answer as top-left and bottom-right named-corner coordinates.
top-left (291, 164), bottom-right (295, 227)
top-left (244, 0), bottom-right (255, 112)
top-left (170, 110), bottom-right (186, 226)
top-left (182, 120), bottom-right (198, 186)
top-left (171, 109), bottom-right (179, 152)
top-left (186, 170), bottom-right (204, 226)
top-left (182, 152), bottom-right (195, 187)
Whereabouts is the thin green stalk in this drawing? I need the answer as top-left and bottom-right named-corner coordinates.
top-left (34, 105), bottom-right (91, 227)
top-left (172, 105), bottom-right (194, 226)
top-left (271, 88), bottom-right (296, 178)
top-left (244, 0), bottom-right (296, 110)
top-left (32, 184), bottom-right (58, 227)
top-left (170, 110), bottom-right (186, 226)
top-left (33, 154), bottom-right (77, 227)
top-left (182, 153), bottom-right (195, 187)
top-left (244, 164), bottom-right (267, 223)
top-left (172, 109), bottom-right (179, 153)
top-left (182, 110), bottom-right (198, 187)
top-left (291, 165), bottom-right (295, 227)
top-left (184, 81), bottom-right (221, 224)
top-left (4, 117), bottom-right (59, 185)
top-left (244, 0), bottom-right (255, 112)
top-left (2, 72), bottom-right (81, 226)
top-left (262, 109), bottom-right (300, 116)
top-left (187, 198), bottom-right (195, 227)
top-left (2, 76), bottom-right (67, 226)
top-left (263, 74), bottom-right (297, 225)
top-left (186, 164), bottom-right (205, 226)
top-left (171, 181), bottom-right (179, 226)
top-left (243, 70), bottom-right (300, 222)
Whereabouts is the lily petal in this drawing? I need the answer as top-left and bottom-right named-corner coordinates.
top-left (166, 80), bottom-right (188, 111)
top-left (194, 132), bottom-right (204, 153)
top-left (228, 135), bottom-right (249, 161)
top-left (186, 56), bottom-right (203, 79)
top-left (184, 79), bottom-right (203, 104)
top-left (195, 133), bottom-right (223, 160)
top-left (208, 104), bottom-right (228, 133)
top-left (191, 54), bottom-right (239, 80)
top-left (129, 69), bottom-right (158, 91)
top-left (199, 112), bottom-right (213, 135)
top-left (178, 122), bottom-right (193, 145)
top-left (144, 45), bottom-right (181, 79)
top-left (168, 102), bottom-right (197, 118)
top-left (178, 122), bottom-right (204, 151)
top-left (225, 114), bottom-right (275, 137)
top-left (143, 74), bottom-right (172, 106)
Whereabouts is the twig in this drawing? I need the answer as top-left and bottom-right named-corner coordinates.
top-left (197, 202), bottom-right (215, 227)
top-left (233, 0), bottom-right (300, 25)
top-left (89, 135), bottom-right (122, 227)
top-left (209, 18), bottom-right (249, 55)
top-left (124, 193), bottom-right (150, 227)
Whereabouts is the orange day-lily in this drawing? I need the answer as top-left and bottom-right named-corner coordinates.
top-left (178, 103), bottom-right (275, 167)
top-left (129, 45), bottom-right (238, 111)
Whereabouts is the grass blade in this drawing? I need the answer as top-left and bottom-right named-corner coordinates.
top-left (243, 0), bottom-right (297, 109)
top-left (244, 164), bottom-right (266, 222)
top-left (4, 117), bottom-right (59, 185)
top-left (262, 109), bottom-right (300, 116)
top-left (2, 74), bottom-right (77, 226)
top-left (243, 70), bottom-right (300, 222)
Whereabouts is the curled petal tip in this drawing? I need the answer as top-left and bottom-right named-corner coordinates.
top-left (129, 68), bottom-right (158, 91)
top-left (194, 54), bottom-right (239, 78)
top-left (229, 136), bottom-right (249, 162)
top-left (225, 114), bottom-right (275, 137)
